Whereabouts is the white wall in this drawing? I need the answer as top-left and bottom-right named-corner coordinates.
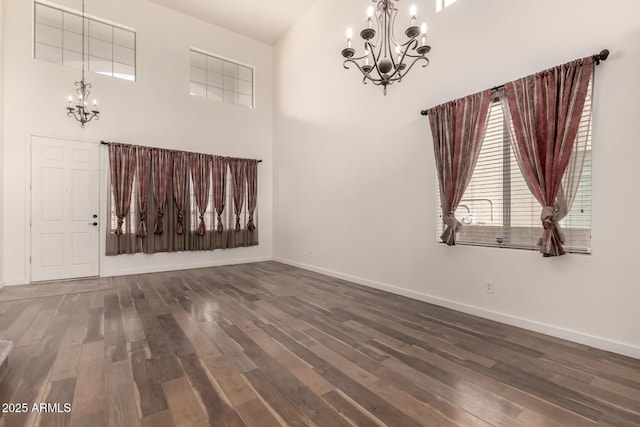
top-left (2, 0), bottom-right (273, 283)
top-left (274, 0), bottom-right (640, 357)
top-left (0, 0), bottom-right (4, 287)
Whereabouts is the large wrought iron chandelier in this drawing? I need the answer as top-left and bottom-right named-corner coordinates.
top-left (66, 0), bottom-right (100, 127)
top-left (341, 0), bottom-right (431, 95)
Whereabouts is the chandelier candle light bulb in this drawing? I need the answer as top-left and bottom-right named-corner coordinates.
top-left (341, 0), bottom-right (431, 95)
top-left (416, 22), bottom-right (430, 55)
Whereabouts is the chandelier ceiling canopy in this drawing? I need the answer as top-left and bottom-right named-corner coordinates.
top-left (341, 0), bottom-right (431, 95)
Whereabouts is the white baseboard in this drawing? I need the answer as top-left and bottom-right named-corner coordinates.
top-left (273, 257), bottom-right (640, 360)
top-left (3, 279), bottom-right (28, 286)
top-left (104, 256), bottom-right (273, 278)
top-left (1, 257), bottom-right (272, 285)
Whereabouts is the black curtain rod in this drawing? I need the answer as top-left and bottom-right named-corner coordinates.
top-left (420, 49), bottom-right (610, 116)
top-left (100, 140), bottom-right (262, 163)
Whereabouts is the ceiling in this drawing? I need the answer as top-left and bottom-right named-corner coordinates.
top-left (148, 0), bottom-right (318, 45)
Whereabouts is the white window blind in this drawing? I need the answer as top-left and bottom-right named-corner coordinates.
top-left (436, 81), bottom-right (592, 253)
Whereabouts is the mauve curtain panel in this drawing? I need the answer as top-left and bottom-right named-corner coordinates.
top-left (245, 159), bottom-right (258, 231)
top-left (151, 148), bottom-right (173, 234)
top-left (109, 144), bottom-right (137, 236)
top-left (428, 90), bottom-right (491, 245)
top-left (172, 152), bottom-right (188, 236)
top-left (229, 158), bottom-right (247, 232)
top-left (189, 152), bottom-right (212, 236)
top-left (212, 155), bottom-right (228, 233)
top-left (136, 147), bottom-right (151, 237)
top-left (504, 57), bottom-right (593, 256)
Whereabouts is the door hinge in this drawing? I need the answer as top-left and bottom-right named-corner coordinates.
top-left (29, 256), bottom-right (32, 264)
top-left (29, 218), bottom-right (32, 227)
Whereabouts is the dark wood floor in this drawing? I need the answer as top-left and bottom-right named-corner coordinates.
top-left (0, 262), bottom-right (638, 426)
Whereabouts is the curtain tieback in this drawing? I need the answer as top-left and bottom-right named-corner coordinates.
top-left (443, 211), bottom-right (462, 233)
top-left (176, 211), bottom-right (185, 235)
top-left (197, 214), bottom-right (206, 236)
top-left (539, 206), bottom-right (565, 245)
top-left (116, 217), bottom-right (125, 235)
top-left (217, 214), bottom-right (224, 233)
top-left (154, 210), bottom-right (164, 234)
top-left (540, 206), bottom-right (557, 228)
top-left (136, 212), bottom-right (148, 238)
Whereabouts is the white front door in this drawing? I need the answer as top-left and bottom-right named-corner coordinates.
top-left (31, 136), bottom-right (100, 282)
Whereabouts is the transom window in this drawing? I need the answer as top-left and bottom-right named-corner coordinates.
top-left (189, 49), bottom-right (254, 109)
top-left (34, 1), bottom-right (136, 81)
top-left (436, 0), bottom-right (459, 12)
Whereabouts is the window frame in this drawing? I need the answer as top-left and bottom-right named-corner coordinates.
top-left (189, 48), bottom-right (255, 109)
top-left (33, 0), bottom-right (137, 82)
top-left (436, 0), bottom-right (459, 12)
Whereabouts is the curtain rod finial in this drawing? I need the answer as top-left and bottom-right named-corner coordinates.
top-left (594, 49), bottom-right (610, 64)
top-left (421, 110), bottom-right (428, 116)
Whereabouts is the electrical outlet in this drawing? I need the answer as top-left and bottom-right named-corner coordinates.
top-left (485, 281), bottom-right (495, 294)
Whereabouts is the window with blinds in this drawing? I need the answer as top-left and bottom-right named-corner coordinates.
top-left (436, 82), bottom-right (593, 254)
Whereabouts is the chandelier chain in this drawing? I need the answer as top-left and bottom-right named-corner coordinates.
top-left (66, 0), bottom-right (100, 127)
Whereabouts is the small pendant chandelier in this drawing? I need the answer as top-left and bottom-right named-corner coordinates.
top-left (66, 0), bottom-right (100, 127)
top-left (341, 0), bottom-right (431, 95)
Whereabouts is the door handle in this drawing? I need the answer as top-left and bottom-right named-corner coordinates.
top-left (88, 222), bottom-right (98, 226)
